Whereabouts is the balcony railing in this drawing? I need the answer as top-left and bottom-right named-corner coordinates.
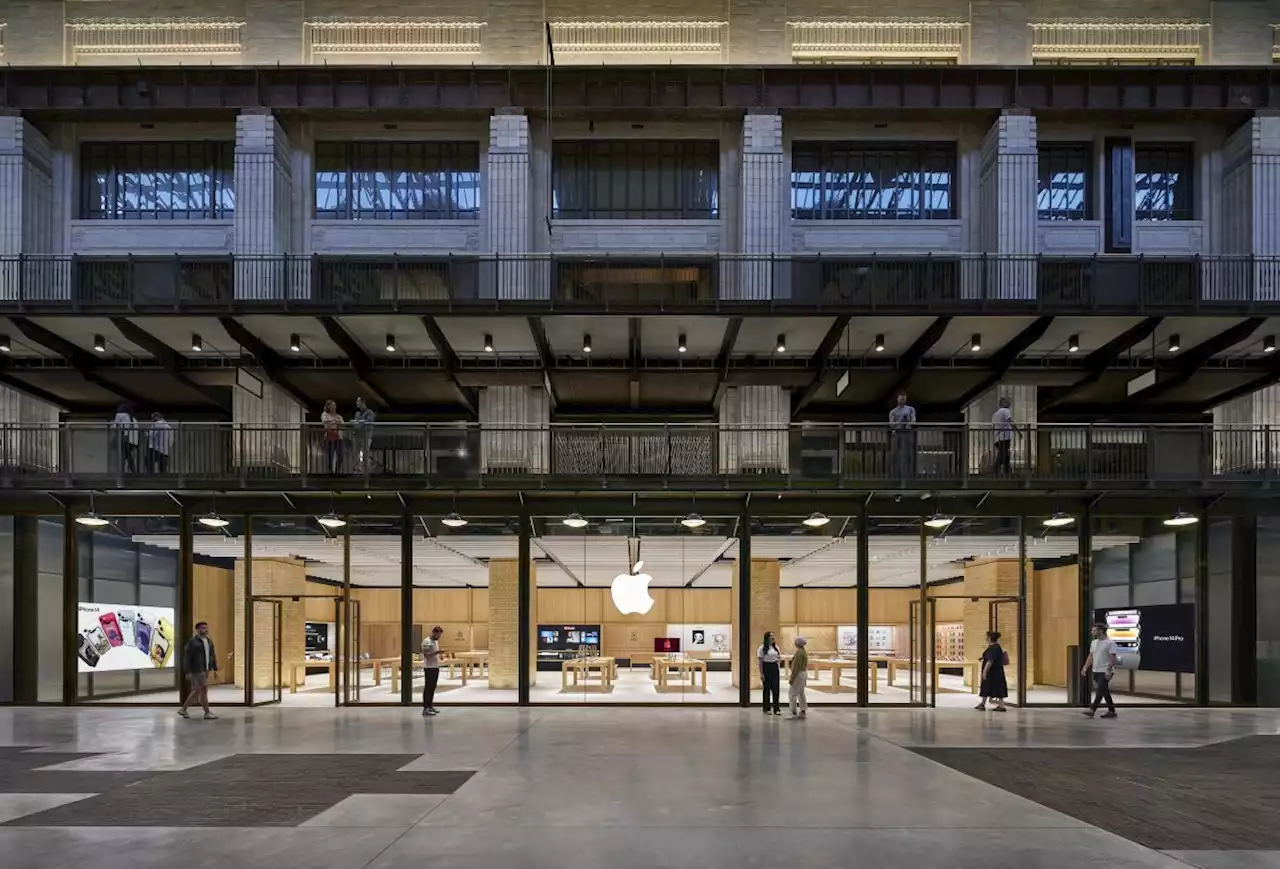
top-left (2, 422), bottom-right (1278, 490)
top-left (1, 254), bottom-right (1279, 313)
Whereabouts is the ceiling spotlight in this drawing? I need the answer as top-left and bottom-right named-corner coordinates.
top-left (385, 334), bottom-right (397, 352)
top-left (0, 335), bottom-right (10, 353)
top-left (776, 334), bottom-right (787, 354)
top-left (441, 512), bottom-right (468, 528)
top-left (93, 334), bottom-right (106, 353)
top-left (1168, 334), bottom-right (1181, 353)
top-left (969, 334), bottom-right (982, 352)
top-left (198, 512), bottom-right (230, 529)
top-left (317, 512), bottom-right (347, 529)
top-left (677, 332), bottom-right (688, 354)
top-left (191, 334), bottom-right (203, 353)
top-left (76, 511), bottom-right (110, 528)
top-left (924, 513), bottom-right (954, 530)
top-left (1266, 335), bottom-right (1276, 354)
top-left (582, 333), bottom-right (592, 354)
top-left (483, 333), bottom-right (494, 353)
top-left (1068, 334), bottom-right (1079, 353)
top-left (874, 334), bottom-right (885, 353)
top-left (289, 334), bottom-right (301, 352)
top-left (681, 512), bottom-right (707, 529)
top-left (1043, 512), bottom-right (1075, 528)
top-left (1164, 509), bottom-right (1199, 527)
top-left (802, 511), bottom-right (830, 528)
top-left (563, 512), bottom-right (589, 529)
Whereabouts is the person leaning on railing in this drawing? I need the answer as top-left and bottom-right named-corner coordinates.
top-left (110, 403), bottom-right (139, 474)
top-left (321, 400), bottom-right (344, 475)
top-left (888, 392), bottom-right (917, 480)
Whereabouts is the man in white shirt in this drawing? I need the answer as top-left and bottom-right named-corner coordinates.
top-left (1081, 622), bottom-right (1119, 718)
top-left (991, 396), bottom-right (1013, 475)
top-left (421, 625), bottom-right (444, 717)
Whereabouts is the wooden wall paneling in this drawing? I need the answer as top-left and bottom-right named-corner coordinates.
top-left (470, 588), bottom-right (489, 623)
top-left (413, 589), bottom-right (473, 623)
top-left (193, 564), bottom-right (234, 685)
top-left (1034, 565), bottom-right (1080, 687)
top-left (537, 588), bottom-right (588, 623)
top-left (602, 622), bottom-right (665, 659)
top-left (780, 588), bottom-right (796, 624)
top-left (795, 588), bottom-right (858, 624)
top-left (472, 623), bottom-right (489, 650)
top-left (360, 623), bottom-right (400, 660)
top-left (677, 589), bottom-right (733, 623)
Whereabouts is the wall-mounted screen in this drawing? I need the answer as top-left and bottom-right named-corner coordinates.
top-left (77, 603), bottom-right (175, 673)
top-left (1094, 604), bottom-right (1195, 673)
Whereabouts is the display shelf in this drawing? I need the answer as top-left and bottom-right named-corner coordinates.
top-left (934, 622), bottom-right (964, 662)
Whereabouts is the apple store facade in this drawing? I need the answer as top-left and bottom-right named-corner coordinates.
top-left (1, 492), bottom-right (1261, 709)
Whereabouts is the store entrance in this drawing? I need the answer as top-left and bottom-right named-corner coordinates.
top-left (922, 594), bottom-right (1021, 708)
top-left (248, 596), bottom-right (283, 706)
top-left (246, 594), bottom-right (372, 707)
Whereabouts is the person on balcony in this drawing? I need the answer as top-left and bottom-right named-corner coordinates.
top-left (889, 392), bottom-right (917, 482)
top-left (111, 403), bottom-right (139, 474)
top-left (321, 400), bottom-right (344, 475)
top-left (992, 396), bottom-right (1013, 475)
top-left (352, 397), bottom-right (376, 474)
top-left (147, 411), bottom-right (174, 474)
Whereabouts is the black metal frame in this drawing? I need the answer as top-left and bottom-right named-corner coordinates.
top-left (313, 140), bottom-right (481, 221)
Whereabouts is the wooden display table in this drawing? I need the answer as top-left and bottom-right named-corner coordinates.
top-left (561, 656), bottom-right (617, 691)
top-left (885, 658), bottom-right (982, 694)
top-left (288, 659), bottom-right (375, 694)
top-left (651, 655), bottom-right (709, 693)
top-left (388, 656), bottom-right (425, 694)
top-left (807, 657), bottom-right (882, 694)
top-left (451, 651), bottom-right (490, 684)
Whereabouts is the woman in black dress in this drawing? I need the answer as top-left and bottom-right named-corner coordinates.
top-left (975, 630), bottom-right (1009, 712)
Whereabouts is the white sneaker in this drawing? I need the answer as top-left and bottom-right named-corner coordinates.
top-left (203, 712), bottom-right (218, 720)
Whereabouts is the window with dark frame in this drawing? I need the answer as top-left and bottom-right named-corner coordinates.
top-left (551, 140), bottom-right (720, 220)
top-left (80, 141), bottom-right (235, 220)
top-left (1135, 143), bottom-right (1194, 221)
top-left (791, 142), bottom-right (956, 220)
top-left (1037, 143), bottom-right (1093, 221)
top-left (313, 141), bottom-right (481, 220)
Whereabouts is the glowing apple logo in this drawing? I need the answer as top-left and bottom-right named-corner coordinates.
top-left (611, 561), bottom-right (655, 615)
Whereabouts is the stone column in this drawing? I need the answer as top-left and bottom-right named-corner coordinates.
top-left (1213, 384), bottom-right (1280, 472)
top-left (1221, 113), bottom-right (1280, 300)
top-left (234, 111), bottom-right (293, 300)
top-left (737, 112), bottom-right (787, 300)
top-left (488, 556), bottom-right (535, 690)
top-left (962, 557), bottom-right (1033, 692)
top-left (732, 558), bottom-right (780, 688)
top-left (0, 114), bottom-right (55, 301)
top-left (486, 111), bottom-right (536, 299)
top-left (977, 110), bottom-right (1038, 300)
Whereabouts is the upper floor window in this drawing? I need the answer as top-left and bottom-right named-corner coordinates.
top-left (1037, 143), bottom-right (1092, 221)
top-left (551, 140), bottom-right (720, 220)
top-left (81, 142), bottom-right (235, 220)
top-left (314, 141), bottom-right (480, 220)
top-left (792, 142), bottom-right (956, 220)
top-left (1135, 144), bottom-right (1194, 221)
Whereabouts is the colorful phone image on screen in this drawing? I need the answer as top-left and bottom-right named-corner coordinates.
top-left (135, 616), bottom-right (153, 658)
top-left (77, 633), bottom-right (101, 668)
top-left (86, 625), bottom-right (111, 656)
top-left (116, 609), bottom-right (137, 647)
top-left (149, 632), bottom-right (171, 668)
top-left (99, 612), bottom-right (123, 647)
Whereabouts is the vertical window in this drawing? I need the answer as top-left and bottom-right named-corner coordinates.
top-left (1135, 144), bottom-right (1194, 221)
top-left (80, 142), bottom-right (235, 220)
top-left (313, 142), bottom-right (481, 220)
top-left (1037, 143), bottom-right (1093, 220)
top-left (551, 140), bottom-right (720, 219)
top-left (791, 142), bottom-right (956, 220)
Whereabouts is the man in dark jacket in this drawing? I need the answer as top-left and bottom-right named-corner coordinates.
top-left (178, 622), bottom-right (218, 720)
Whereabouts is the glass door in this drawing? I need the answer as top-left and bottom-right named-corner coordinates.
top-left (250, 597), bottom-right (282, 706)
top-left (906, 598), bottom-right (935, 706)
top-left (337, 598), bottom-right (364, 706)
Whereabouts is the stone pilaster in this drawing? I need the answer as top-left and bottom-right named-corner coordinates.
top-left (732, 558), bottom-right (780, 688)
top-left (488, 556), bottom-right (535, 690)
top-left (234, 111), bottom-right (293, 300)
top-left (977, 110), bottom-right (1038, 300)
top-left (737, 112), bottom-right (787, 300)
top-left (486, 111), bottom-right (536, 299)
top-left (1221, 113), bottom-right (1280, 300)
top-left (0, 114), bottom-right (55, 301)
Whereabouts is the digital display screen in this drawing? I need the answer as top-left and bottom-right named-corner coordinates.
top-left (305, 622), bottom-right (331, 653)
top-left (654, 637), bottom-right (681, 654)
top-left (77, 603), bottom-right (176, 673)
top-left (1094, 603), bottom-right (1195, 673)
top-left (538, 625), bottom-right (600, 650)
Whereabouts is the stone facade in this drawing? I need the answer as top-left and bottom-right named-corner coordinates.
top-left (731, 558), bottom-right (780, 689)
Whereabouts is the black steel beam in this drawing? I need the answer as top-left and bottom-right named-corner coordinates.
top-left (420, 315), bottom-right (478, 418)
top-left (628, 317), bottom-right (641, 408)
top-left (526, 316), bottom-right (559, 410)
top-left (712, 317), bottom-right (743, 410)
top-left (1042, 317), bottom-right (1163, 410)
top-left (875, 316), bottom-right (952, 406)
top-left (793, 315), bottom-right (852, 418)
top-left (316, 316), bottom-right (394, 409)
top-left (216, 316), bottom-right (313, 410)
top-left (8, 317), bottom-right (149, 408)
top-left (1133, 317), bottom-right (1266, 405)
top-left (109, 317), bottom-right (232, 414)
top-left (952, 316), bottom-right (1055, 410)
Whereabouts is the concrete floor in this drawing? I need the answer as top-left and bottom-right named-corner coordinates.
top-left (1, 706), bottom-right (1275, 868)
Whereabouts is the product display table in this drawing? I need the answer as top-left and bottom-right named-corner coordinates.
top-left (651, 655), bottom-right (709, 693)
top-left (561, 656), bottom-right (617, 691)
top-left (388, 656), bottom-right (425, 695)
top-left (451, 651), bottom-right (490, 684)
top-left (809, 657), bottom-right (883, 694)
top-left (885, 658), bottom-right (982, 694)
top-left (288, 659), bottom-right (375, 694)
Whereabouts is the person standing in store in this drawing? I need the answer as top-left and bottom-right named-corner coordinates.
top-left (147, 411), bottom-right (174, 474)
top-left (974, 630), bottom-right (1009, 712)
top-left (422, 625), bottom-right (444, 717)
top-left (1081, 622), bottom-right (1119, 719)
top-left (991, 395), bottom-right (1013, 475)
top-left (787, 636), bottom-right (809, 720)
top-left (321, 399), bottom-right (344, 475)
top-left (111, 403), bottom-right (139, 474)
top-left (888, 392), bottom-right (917, 481)
top-left (352, 397), bottom-right (376, 474)
top-left (758, 630), bottom-right (782, 716)
top-left (178, 621), bottom-right (218, 720)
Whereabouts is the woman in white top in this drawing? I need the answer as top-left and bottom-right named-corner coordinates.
top-left (757, 631), bottom-right (782, 715)
top-left (321, 400), bottom-right (344, 474)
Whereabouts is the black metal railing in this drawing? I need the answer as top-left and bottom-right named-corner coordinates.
top-left (0, 254), bottom-right (1278, 312)
top-left (2, 422), bottom-right (1278, 488)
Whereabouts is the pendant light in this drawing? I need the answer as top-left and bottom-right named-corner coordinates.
top-left (199, 512), bottom-right (229, 529)
top-left (681, 512), bottom-right (706, 529)
top-left (318, 513), bottom-right (346, 529)
top-left (1164, 509), bottom-right (1198, 527)
top-left (563, 512), bottom-right (588, 529)
top-left (802, 511), bottom-right (830, 528)
top-left (1042, 512), bottom-right (1075, 528)
top-left (76, 493), bottom-right (110, 527)
top-left (924, 513), bottom-right (954, 530)
top-left (442, 512), bottom-right (467, 528)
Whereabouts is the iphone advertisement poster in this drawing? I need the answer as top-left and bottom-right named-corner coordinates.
top-left (77, 603), bottom-right (175, 672)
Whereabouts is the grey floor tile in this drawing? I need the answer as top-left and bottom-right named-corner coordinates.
top-left (303, 794), bottom-right (448, 827)
top-left (1164, 853), bottom-right (1280, 869)
top-left (0, 794), bottom-right (95, 824)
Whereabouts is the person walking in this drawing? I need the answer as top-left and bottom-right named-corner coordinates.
top-left (421, 625), bottom-right (444, 717)
top-left (147, 411), bottom-right (174, 474)
top-left (178, 621), bottom-right (218, 720)
top-left (888, 392), bottom-right (917, 481)
top-left (992, 395), bottom-right (1013, 475)
top-left (975, 630), bottom-right (1009, 712)
top-left (111, 403), bottom-right (139, 474)
top-left (1081, 622), bottom-right (1119, 718)
top-left (352, 397), bottom-right (376, 474)
top-left (787, 636), bottom-right (809, 720)
top-left (758, 630), bottom-right (782, 716)
top-left (321, 400), bottom-right (344, 475)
